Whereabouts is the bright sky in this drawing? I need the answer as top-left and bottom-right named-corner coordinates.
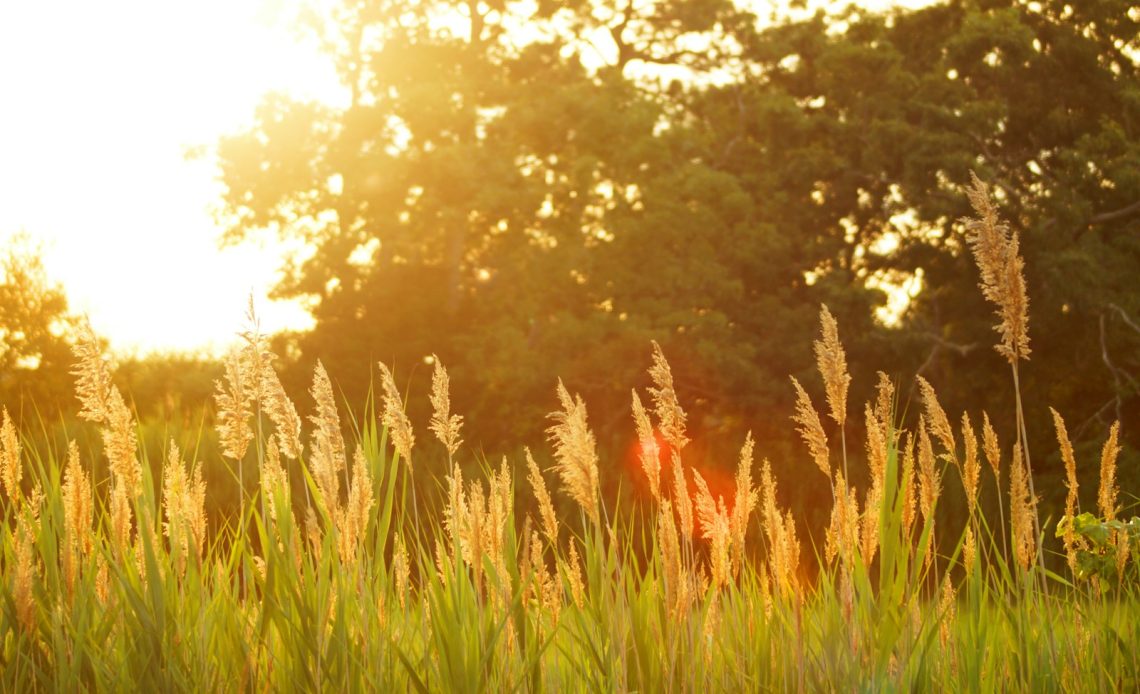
top-left (0, 0), bottom-right (339, 355)
top-left (0, 0), bottom-right (934, 356)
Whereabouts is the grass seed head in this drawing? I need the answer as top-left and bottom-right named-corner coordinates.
top-left (309, 360), bottom-right (346, 513)
top-left (546, 380), bottom-right (600, 526)
top-left (964, 172), bottom-right (1031, 363)
top-left (730, 433), bottom-right (758, 575)
top-left (917, 376), bottom-right (956, 463)
top-left (71, 321), bottom-right (115, 423)
top-left (631, 390), bottom-right (661, 500)
top-left (790, 376), bottom-right (830, 478)
top-left (261, 361), bottom-right (302, 459)
top-left (648, 341), bottom-right (689, 451)
top-left (1009, 442), bottom-right (1036, 571)
top-left (377, 361), bottom-right (416, 466)
top-left (526, 448), bottom-right (559, 546)
top-left (671, 451), bottom-right (694, 539)
top-left (61, 440), bottom-right (93, 592)
top-left (428, 355), bottom-right (463, 459)
top-left (215, 347), bottom-right (254, 462)
top-left (1050, 408), bottom-right (1083, 569)
top-left (814, 304), bottom-right (851, 428)
top-left (1098, 421), bottom-right (1121, 522)
top-left (961, 412), bottom-right (980, 516)
top-left (1, 407), bottom-right (21, 506)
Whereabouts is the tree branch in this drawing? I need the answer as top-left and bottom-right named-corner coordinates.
top-left (1089, 199), bottom-right (1140, 225)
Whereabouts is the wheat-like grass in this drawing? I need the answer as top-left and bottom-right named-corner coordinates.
top-left (730, 433), bottom-right (758, 577)
top-left (336, 445), bottom-right (374, 564)
top-left (377, 361), bottom-right (416, 466)
top-left (215, 347), bottom-right (254, 462)
top-left (631, 390), bottom-right (661, 501)
top-left (1009, 442), bottom-right (1035, 571)
top-left (916, 376), bottom-right (956, 464)
top-left (814, 304), bottom-right (851, 429)
top-left (309, 360), bottom-right (346, 513)
top-left (61, 440), bottom-right (92, 593)
top-left (790, 376), bottom-right (830, 478)
top-left (670, 451), bottom-right (694, 539)
top-left (428, 355), bottom-right (463, 459)
top-left (525, 447), bottom-right (558, 546)
top-left (964, 172), bottom-right (1031, 363)
top-left (1, 407), bottom-right (20, 508)
top-left (546, 379), bottom-right (600, 526)
top-left (1098, 421), bottom-right (1121, 522)
top-left (648, 341), bottom-right (689, 451)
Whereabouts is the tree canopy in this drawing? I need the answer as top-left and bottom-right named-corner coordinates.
top-left (215, 0), bottom-right (1140, 513)
top-left (0, 237), bottom-right (82, 414)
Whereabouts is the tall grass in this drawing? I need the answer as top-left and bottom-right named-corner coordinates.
top-left (1, 178), bottom-right (1137, 692)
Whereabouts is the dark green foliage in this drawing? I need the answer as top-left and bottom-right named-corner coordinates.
top-left (214, 1), bottom-right (1139, 533)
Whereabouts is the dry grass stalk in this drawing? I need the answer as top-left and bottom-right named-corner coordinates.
top-left (657, 499), bottom-right (687, 620)
top-left (162, 441), bottom-right (208, 575)
top-left (964, 172), bottom-right (1031, 363)
top-left (61, 440), bottom-right (93, 593)
top-left (647, 341), bottom-right (689, 451)
top-left (981, 412), bottom-right (1001, 486)
top-left (790, 376), bottom-right (830, 478)
top-left (814, 304), bottom-right (851, 428)
top-left (546, 380), bottom-right (600, 526)
top-left (215, 348), bottom-right (254, 462)
top-left (528, 530), bottom-right (559, 625)
top-left (393, 535), bottom-right (409, 610)
top-left (336, 446), bottom-right (374, 564)
top-left (961, 413), bottom-right (980, 516)
top-left (631, 390), bottom-right (661, 500)
top-left (917, 376), bottom-right (957, 464)
top-left (459, 482), bottom-right (486, 587)
top-left (444, 463), bottom-right (466, 557)
top-left (261, 363), bottom-right (302, 460)
top-left (260, 436), bottom-right (290, 525)
top-left (730, 433), bottom-right (758, 576)
top-left (309, 361), bottom-right (346, 513)
top-left (525, 448), bottom-right (558, 546)
top-left (874, 371), bottom-right (895, 441)
top-left (428, 355), bottom-right (463, 459)
top-left (1, 407), bottom-right (21, 507)
top-left (1098, 422), bottom-right (1121, 522)
top-left (14, 512), bottom-right (37, 633)
top-left (963, 526), bottom-right (977, 576)
top-left (760, 459), bottom-right (800, 600)
top-left (1009, 442), bottom-right (1035, 571)
top-left (377, 361), bottom-right (416, 465)
top-left (109, 485), bottom-right (133, 559)
top-left (917, 420), bottom-right (941, 565)
top-left (899, 433), bottom-right (917, 542)
top-left (862, 482), bottom-right (882, 566)
top-left (671, 451), bottom-right (694, 539)
top-left (71, 321), bottom-right (115, 422)
top-left (692, 468), bottom-right (732, 588)
top-left (938, 579), bottom-right (957, 648)
top-left (1049, 408), bottom-right (1083, 570)
top-left (566, 543), bottom-right (586, 610)
top-left (825, 474), bottom-right (860, 569)
top-left (864, 404), bottom-right (887, 491)
top-left (486, 459), bottom-right (513, 587)
top-left (1116, 532), bottom-right (1130, 582)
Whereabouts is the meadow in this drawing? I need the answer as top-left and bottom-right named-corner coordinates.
top-left (0, 177), bottom-right (1136, 692)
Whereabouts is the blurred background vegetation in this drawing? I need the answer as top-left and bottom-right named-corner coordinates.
top-left (2, 0), bottom-right (1137, 553)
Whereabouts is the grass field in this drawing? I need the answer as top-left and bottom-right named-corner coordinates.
top-left (1, 179), bottom-right (1136, 692)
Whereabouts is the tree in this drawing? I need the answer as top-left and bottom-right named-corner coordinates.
top-left (216, 0), bottom-right (1138, 521)
top-left (0, 236), bottom-right (82, 414)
